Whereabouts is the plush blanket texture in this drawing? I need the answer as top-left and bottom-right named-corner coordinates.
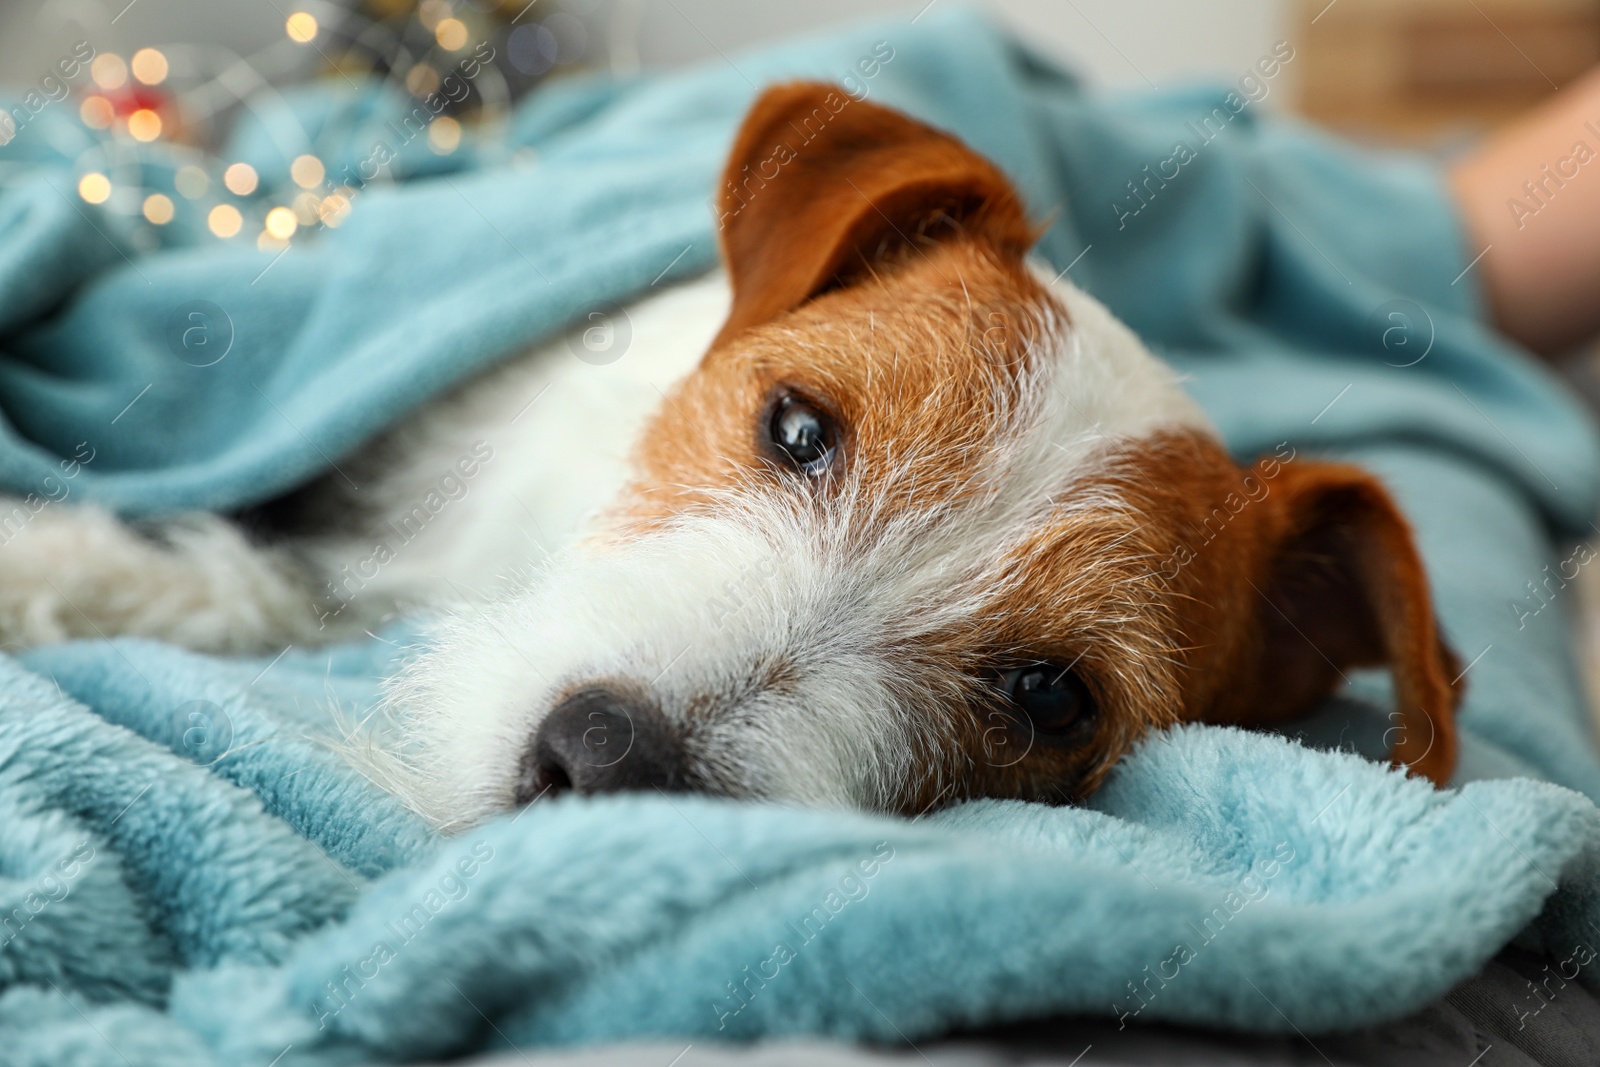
top-left (4, 7), bottom-right (1600, 1065)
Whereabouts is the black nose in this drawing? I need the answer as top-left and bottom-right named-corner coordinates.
top-left (516, 686), bottom-right (688, 803)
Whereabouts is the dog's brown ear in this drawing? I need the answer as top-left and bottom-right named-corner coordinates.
top-left (712, 81), bottom-right (1034, 346)
top-left (1196, 460), bottom-right (1461, 786)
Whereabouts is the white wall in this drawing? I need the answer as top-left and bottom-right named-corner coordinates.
top-left (595, 0), bottom-right (1292, 92)
top-left (0, 0), bottom-right (300, 86)
top-left (2, 1), bottom-right (1291, 95)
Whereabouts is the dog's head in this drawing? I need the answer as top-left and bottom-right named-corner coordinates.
top-left (397, 83), bottom-right (1460, 827)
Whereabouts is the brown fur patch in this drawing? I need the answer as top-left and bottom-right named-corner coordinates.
top-left (602, 83), bottom-right (1459, 811)
top-left (617, 238), bottom-right (1056, 530)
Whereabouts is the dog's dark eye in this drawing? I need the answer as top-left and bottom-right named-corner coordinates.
top-left (769, 395), bottom-right (837, 476)
top-left (1000, 664), bottom-right (1095, 733)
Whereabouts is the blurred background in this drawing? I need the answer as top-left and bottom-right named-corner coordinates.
top-left (3, 0), bottom-right (1595, 382)
top-left (5, 0), bottom-right (1592, 151)
top-left (7, 0), bottom-right (1600, 708)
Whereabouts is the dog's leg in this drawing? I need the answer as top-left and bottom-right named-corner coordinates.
top-left (0, 501), bottom-right (350, 653)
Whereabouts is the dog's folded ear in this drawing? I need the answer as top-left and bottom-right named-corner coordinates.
top-left (1193, 459), bottom-right (1462, 786)
top-left (712, 81), bottom-right (1036, 346)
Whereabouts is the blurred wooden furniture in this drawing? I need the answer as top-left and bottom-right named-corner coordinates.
top-left (1296, 0), bottom-right (1600, 144)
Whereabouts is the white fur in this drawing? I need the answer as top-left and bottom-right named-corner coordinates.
top-left (383, 268), bottom-right (1215, 826)
top-left (0, 266), bottom-right (1215, 827)
top-left (0, 504), bottom-right (328, 653)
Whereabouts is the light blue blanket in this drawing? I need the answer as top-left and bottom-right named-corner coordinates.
top-left (4, 8), bottom-right (1600, 1064)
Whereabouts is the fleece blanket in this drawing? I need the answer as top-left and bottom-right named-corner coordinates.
top-left (4, 7), bottom-right (1600, 1064)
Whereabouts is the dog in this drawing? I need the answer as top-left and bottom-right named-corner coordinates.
top-left (0, 83), bottom-right (1460, 827)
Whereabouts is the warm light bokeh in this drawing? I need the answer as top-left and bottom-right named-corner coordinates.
top-left (224, 163), bottom-right (260, 196)
top-left (131, 48), bottom-right (169, 86)
top-left (208, 204), bottom-right (243, 237)
top-left (286, 12), bottom-right (319, 44)
top-left (78, 173), bottom-right (112, 204)
top-left (291, 155), bottom-right (326, 189)
top-left (127, 109), bottom-right (163, 142)
top-left (142, 194), bottom-right (175, 225)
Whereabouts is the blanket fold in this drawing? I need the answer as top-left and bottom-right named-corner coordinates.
top-left (2, 7), bottom-right (1600, 1064)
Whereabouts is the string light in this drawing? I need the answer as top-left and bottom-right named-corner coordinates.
top-left (434, 18), bottom-right (468, 51)
top-left (90, 54), bottom-right (128, 91)
top-left (290, 155), bottom-right (325, 189)
top-left (264, 206), bottom-right (299, 240)
top-left (127, 109), bottom-right (163, 142)
top-left (78, 173), bottom-right (112, 204)
top-left (131, 48), bottom-right (169, 85)
top-left (286, 12), bottom-right (319, 43)
top-left (223, 163), bottom-right (259, 196)
top-left (405, 64), bottom-right (440, 96)
top-left (428, 115), bottom-right (461, 154)
top-left (142, 194), bottom-right (175, 224)
top-left (318, 192), bottom-right (352, 227)
top-left (207, 204), bottom-right (243, 237)
top-left (59, 3), bottom-right (572, 245)
top-left (79, 96), bottom-right (115, 130)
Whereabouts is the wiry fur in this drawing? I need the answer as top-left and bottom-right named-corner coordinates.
top-left (384, 254), bottom-right (1211, 827)
top-left (0, 84), bottom-right (1465, 828)
top-left (0, 254), bottom-right (1215, 830)
top-left (0, 504), bottom-right (333, 654)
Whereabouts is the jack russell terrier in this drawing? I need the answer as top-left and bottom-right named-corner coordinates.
top-left (0, 84), bottom-right (1460, 827)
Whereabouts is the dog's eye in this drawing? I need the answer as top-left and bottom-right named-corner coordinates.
top-left (1000, 664), bottom-right (1095, 733)
top-left (769, 395), bottom-right (837, 476)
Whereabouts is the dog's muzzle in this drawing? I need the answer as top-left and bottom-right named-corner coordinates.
top-left (515, 686), bottom-right (693, 802)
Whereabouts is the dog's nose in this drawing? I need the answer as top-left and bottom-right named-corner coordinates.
top-left (516, 686), bottom-right (686, 803)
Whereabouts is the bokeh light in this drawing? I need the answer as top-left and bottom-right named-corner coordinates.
top-left (428, 115), bottom-right (461, 154)
top-left (286, 12), bottom-right (319, 44)
top-left (265, 206), bottom-right (299, 240)
top-left (435, 18), bottom-right (468, 51)
top-left (78, 173), bottom-right (112, 204)
top-left (290, 155), bottom-right (326, 189)
top-left (405, 64), bottom-right (440, 97)
top-left (91, 54), bottom-right (128, 91)
top-left (131, 48), bottom-right (168, 85)
top-left (318, 191), bottom-right (352, 227)
top-left (79, 95), bottom-right (115, 129)
top-left (142, 194), bottom-right (175, 225)
top-left (208, 204), bottom-right (243, 237)
top-left (127, 108), bottom-right (163, 142)
top-left (223, 162), bottom-right (259, 196)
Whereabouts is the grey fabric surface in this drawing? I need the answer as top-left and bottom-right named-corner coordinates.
top-left (437, 948), bottom-right (1599, 1066)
